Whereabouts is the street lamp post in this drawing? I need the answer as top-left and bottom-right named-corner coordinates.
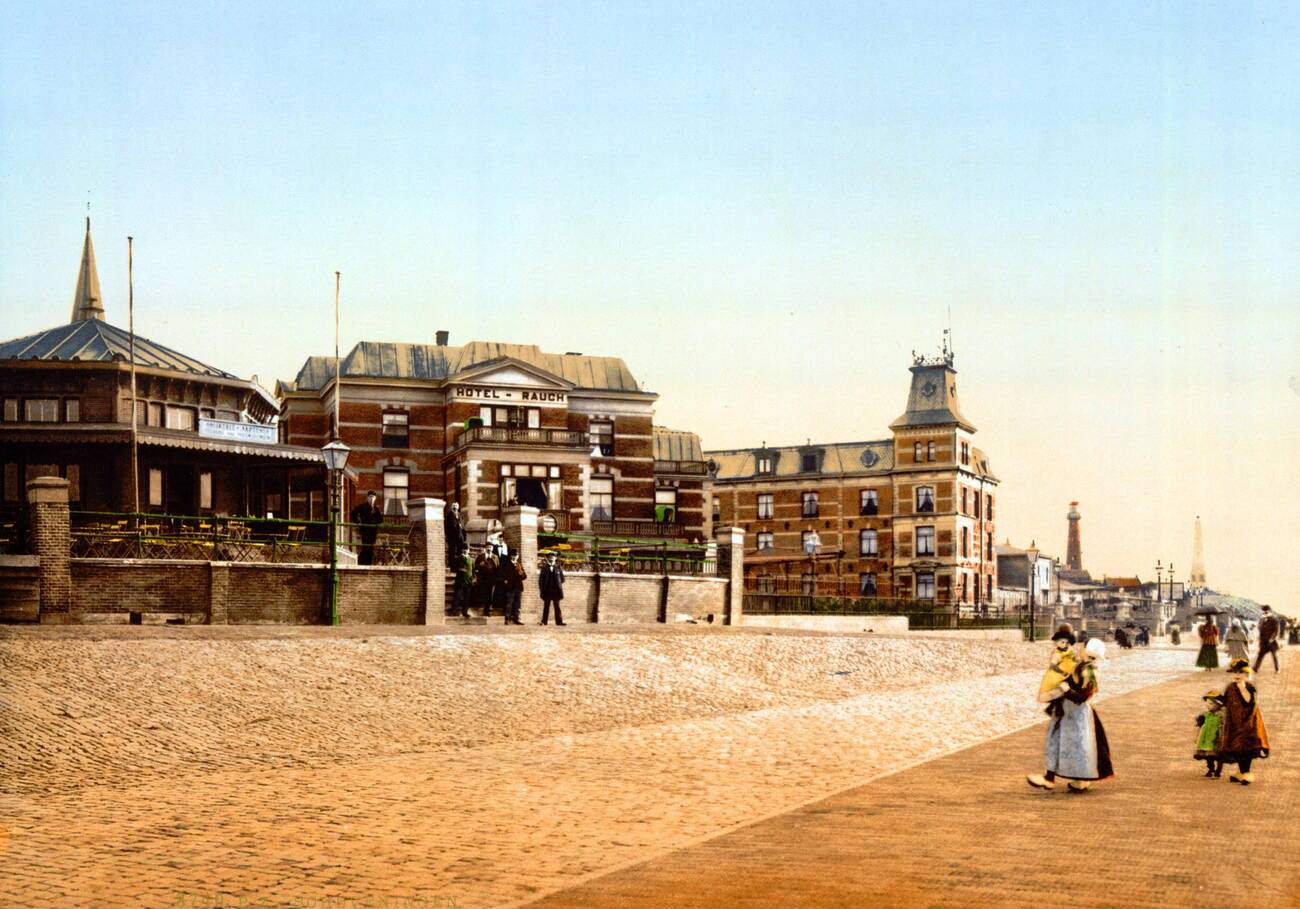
top-left (1026, 546), bottom-right (1039, 642)
top-left (321, 439), bottom-right (352, 626)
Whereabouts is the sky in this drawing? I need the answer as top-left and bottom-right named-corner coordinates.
top-left (1, 1), bottom-right (1297, 608)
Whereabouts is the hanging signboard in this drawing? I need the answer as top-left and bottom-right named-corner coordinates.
top-left (199, 418), bottom-right (277, 445)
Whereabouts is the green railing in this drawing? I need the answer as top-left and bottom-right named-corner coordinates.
top-left (69, 511), bottom-right (413, 565)
top-left (539, 531), bottom-right (717, 576)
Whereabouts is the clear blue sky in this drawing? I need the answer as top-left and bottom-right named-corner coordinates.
top-left (1, 1), bottom-right (1297, 606)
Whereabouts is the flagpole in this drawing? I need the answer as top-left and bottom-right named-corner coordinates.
top-left (128, 236), bottom-right (140, 517)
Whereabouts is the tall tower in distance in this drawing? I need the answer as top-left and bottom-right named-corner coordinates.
top-left (1190, 516), bottom-right (1207, 588)
top-left (1066, 501), bottom-right (1082, 570)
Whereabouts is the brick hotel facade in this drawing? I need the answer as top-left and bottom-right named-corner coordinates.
top-left (277, 336), bottom-right (710, 539)
top-left (706, 353), bottom-right (999, 608)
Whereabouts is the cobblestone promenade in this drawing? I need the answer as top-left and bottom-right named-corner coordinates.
top-left (0, 625), bottom-right (1288, 909)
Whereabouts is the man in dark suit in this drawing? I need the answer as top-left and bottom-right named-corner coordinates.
top-left (350, 491), bottom-right (384, 565)
top-left (445, 502), bottom-right (467, 567)
top-left (1254, 605), bottom-right (1281, 673)
top-left (539, 551), bottom-right (566, 626)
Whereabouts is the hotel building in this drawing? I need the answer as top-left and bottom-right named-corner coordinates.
top-left (706, 352), bottom-right (999, 608)
top-left (277, 335), bottom-right (710, 539)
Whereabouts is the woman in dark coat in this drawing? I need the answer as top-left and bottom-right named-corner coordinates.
top-left (1219, 659), bottom-right (1270, 785)
top-left (1196, 617), bottom-right (1220, 670)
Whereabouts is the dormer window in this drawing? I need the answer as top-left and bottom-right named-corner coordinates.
top-left (801, 453), bottom-right (818, 472)
top-left (916, 486), bottom-right (935, 513)
top-left (756, 454), bottom-right (773, 475)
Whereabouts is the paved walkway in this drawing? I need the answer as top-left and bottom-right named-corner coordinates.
top-left (526, 659), bottom-right (1298, 909)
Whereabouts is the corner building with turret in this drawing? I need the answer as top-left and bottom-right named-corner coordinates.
top-left (706, 353), bottom-right (999, 608)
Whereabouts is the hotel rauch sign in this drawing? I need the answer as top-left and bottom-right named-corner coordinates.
top-left (451, 385), bottom-right (568, 405)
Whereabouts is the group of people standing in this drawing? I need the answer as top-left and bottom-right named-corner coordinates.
top-left (1195, 605), bottom-right (1283, 674)
top-left (1027, 617), bottom-right (1275, 792)
top-left (444, 503), bottom-right (568, 626)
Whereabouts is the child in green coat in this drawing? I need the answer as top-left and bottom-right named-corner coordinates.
top-left (1194, 690), bottom-right (1225, 778)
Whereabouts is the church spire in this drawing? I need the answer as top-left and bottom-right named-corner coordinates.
top-left (70, 216), bottom-right (106, 322)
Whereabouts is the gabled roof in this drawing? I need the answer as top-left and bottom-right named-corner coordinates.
top-left (706, 440), bottom-right (895, 481)
top-left (0, 318), bottom-right (239, 380)
top-left (288, 340), bottom-right (645, 393)
top-left (654, 428), bottom-right (703, 462)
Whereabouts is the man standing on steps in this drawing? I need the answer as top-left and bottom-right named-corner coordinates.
top-left (1253, 605), bottom-right (1281, 673)
top-left (350, 491), bottom-right (384, 566)
top-left (539, 551), bottom-right (566, 626)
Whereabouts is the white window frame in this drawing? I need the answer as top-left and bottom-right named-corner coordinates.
top-left (859, 528), bottom-right (878, 556)
top-left (589, 475), bottom-right (614, 522)
top-left (859, 488), bottom-right (878, 514)
top-left (916, 486), bottom-right (935, 513)
top-left (756, 532), bottom-right (775, 551)
top-left (801, 491), bottom-right (819, 517)
top-left (382, 468), bottom-right (409, 516)
top-left (916, 572), bottom-right (936, 599)
top-left (24, 399), bottom-right (59, 422)
top-left (757, 493), bottom-right (774, 519)
top-left (916, 525), bottom-right (935, 556)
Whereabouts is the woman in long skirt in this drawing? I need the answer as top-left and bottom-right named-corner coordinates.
top-left (1219, 659), bottom-right (1270, 785)
top-left (1225, 620), bottom-right (1250, 664)
top-left (1196, 617), bottom-right (1220, 670)
top-left (1028, 638), bottom-right (1114, 792)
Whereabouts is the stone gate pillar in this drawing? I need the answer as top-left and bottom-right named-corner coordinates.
top-left (502, 505), bottom-right (541, 622)
top-left (409, 497), bottom-right (446, 625)
top-left (28, 476), bottom-right (72, 622)
top-left (716, 525), bottom-right (744, 626)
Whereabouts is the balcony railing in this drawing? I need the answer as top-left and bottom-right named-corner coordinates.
top-left (591, 519), bottom-right (695, 539)
top-left (453, 426), bottom-right (589, 450)
top-left (653, 459), bottom-right (709, 476)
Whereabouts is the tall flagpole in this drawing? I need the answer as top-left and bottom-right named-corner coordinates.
top-left (333, 271), bottom-right (341, 441)
top-left (128, 236), bottom-right (140, 516)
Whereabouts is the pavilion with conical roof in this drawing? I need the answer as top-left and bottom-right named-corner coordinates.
top-left (1, 218), bottom-right (323, 516)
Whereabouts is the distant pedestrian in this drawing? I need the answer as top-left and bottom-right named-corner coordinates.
top-left (471, 548), bottom-right (498, 616)
top-left (1225, 620), bottom-right (1250, 664)
top-left (445, 502), bottom-right (467, 567)
top-left (1193, 690), bottom-right (1225, 778)
top-left (1169, 622), bottom-right (1182, 646)
top-left (1114, 626), bottom-right (1130, 649)
top-left (498, 551), bottom-right (526, 625)
top-left (1253, 606), bottom-right (1280, 673)
top-left (538, 551), bottom-right (566, 626)
top-left (1027, 638), bottom-right (1113, 792)
top-left (1136, 625), bottom-right (1150, 647)
top-left (349, 491), bottom-right (384, 566)
top-left (1196, 617), bottom-right (1220, 671)
top-left (452, 550), bottom-right (474, 617)
top-left (1219, 659), bottom-right (1270, 785)
top-left (1288, 621), bottom-right (1299, 647)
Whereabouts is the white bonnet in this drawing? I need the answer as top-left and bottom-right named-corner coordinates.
top-left (1085, 638), bottom-right (1106, 661)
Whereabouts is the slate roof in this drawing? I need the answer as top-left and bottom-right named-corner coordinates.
top-left (653, 428), bottom-right (703, 462)
top-left (288, 341), bottom-right (644, 393)
top-left (705, 440), bottom-right (896, 481)
top-left (0, 318), bottom-right (240, 380)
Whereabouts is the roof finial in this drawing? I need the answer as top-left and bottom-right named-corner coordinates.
top-left (70, 211), bottom-right (106, 322)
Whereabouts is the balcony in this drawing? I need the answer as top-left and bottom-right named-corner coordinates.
top-left (591, 519), bottom-right (694, 539)
top-left (452, 426), bottom-right (589, 450)
top-left (654, 459), bottom-right (709, 476)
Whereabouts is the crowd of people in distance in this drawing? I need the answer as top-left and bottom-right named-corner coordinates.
top-left (444, 503), bottom-right (568, 626)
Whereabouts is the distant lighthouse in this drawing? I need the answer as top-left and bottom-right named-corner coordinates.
top-left (1190, 516), bottom-right (1207, 588)
top-left (1066, 501), bottom-right (1082, 571)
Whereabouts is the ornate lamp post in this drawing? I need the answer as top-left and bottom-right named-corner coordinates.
top-left (1026, 545), bottom-right (1039, 642)
top-left (321, 439), bottom-right (351, 626)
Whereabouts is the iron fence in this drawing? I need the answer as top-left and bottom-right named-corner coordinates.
top-left (68, 511), bottom-right (413, 566)
top-left (539, 531), bottom-right (717, 576)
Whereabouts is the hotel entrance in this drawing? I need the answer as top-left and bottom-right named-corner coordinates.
top-left (500, 463), bottom-right (561, 510)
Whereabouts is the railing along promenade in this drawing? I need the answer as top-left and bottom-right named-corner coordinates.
top-left (539, 530), bottom-right (718, 577)
top-left (69, 511), bottom-right (414, 565)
